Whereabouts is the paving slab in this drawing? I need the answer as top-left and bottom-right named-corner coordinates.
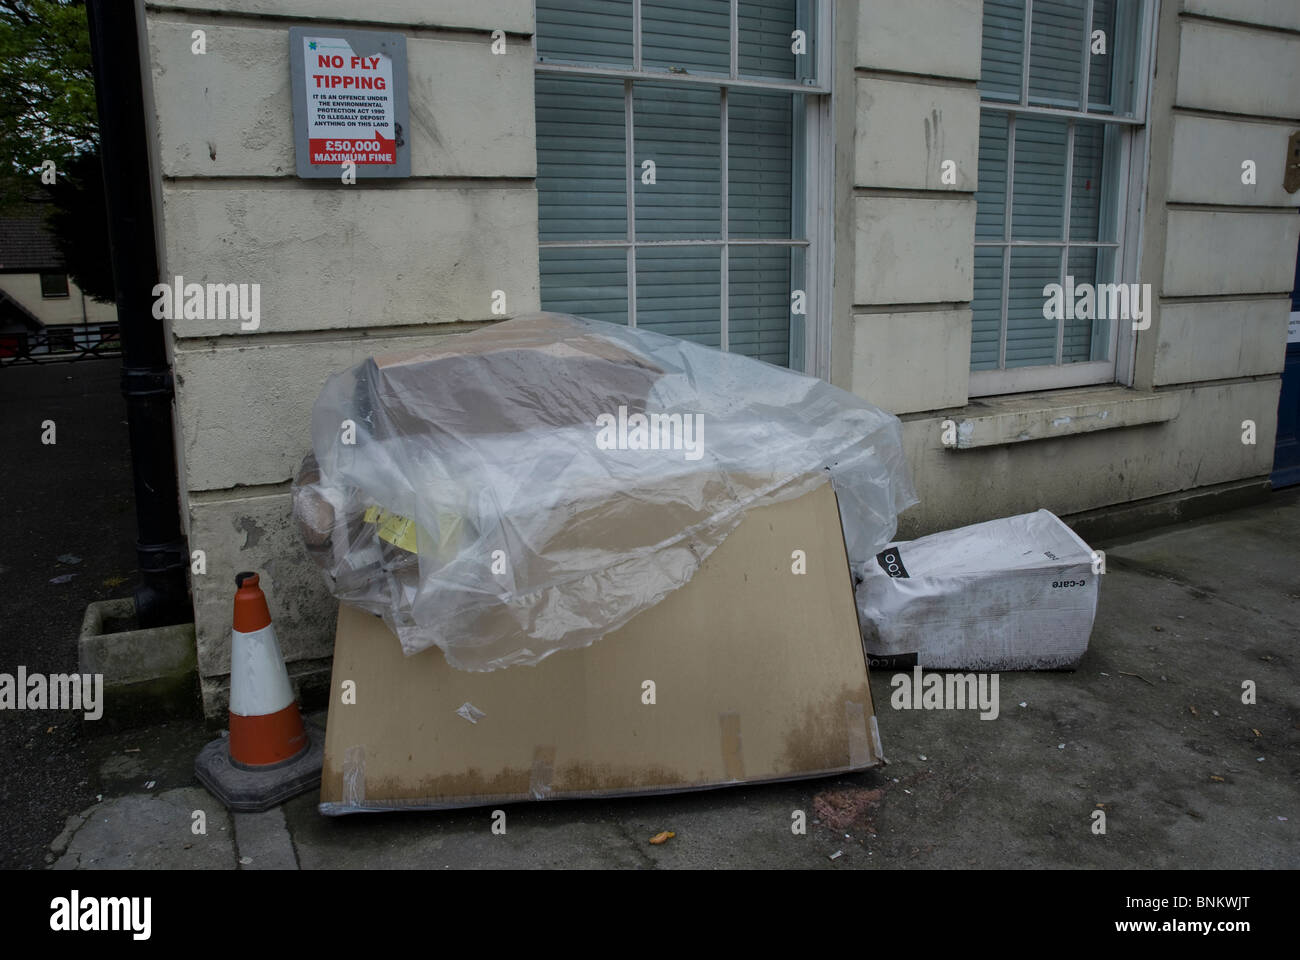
top-left (52, 787), bottom-right (235, 870)
top-left (233, 807), bottom-right (299, 870)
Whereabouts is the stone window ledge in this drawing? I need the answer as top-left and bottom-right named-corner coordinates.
top-left (927, 385), bottom-right (1182, 450)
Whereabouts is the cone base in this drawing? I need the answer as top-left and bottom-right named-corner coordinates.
top-left (195, 723), bottom-right (324, 813)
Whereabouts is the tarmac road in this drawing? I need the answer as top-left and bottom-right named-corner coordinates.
top-left (0, 358), bottom-right (141, 869)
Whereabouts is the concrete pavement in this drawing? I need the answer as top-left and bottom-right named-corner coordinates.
top-left (38, 486), bottom-right (1300, 869)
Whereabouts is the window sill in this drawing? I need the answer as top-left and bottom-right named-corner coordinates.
top-left (939, 385), bottom-right (1182, 450)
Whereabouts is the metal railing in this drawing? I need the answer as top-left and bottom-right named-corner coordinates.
top-left (0, 323), bottom-right (122, 366)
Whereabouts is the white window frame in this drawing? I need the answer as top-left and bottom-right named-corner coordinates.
top-left (533, 0), bottom-right (834, 378)
top-left (970, 0), bottom-right (1157, 397)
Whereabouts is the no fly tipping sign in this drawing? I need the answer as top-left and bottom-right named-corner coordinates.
top-left (289, 26), bottom-right (410, 179)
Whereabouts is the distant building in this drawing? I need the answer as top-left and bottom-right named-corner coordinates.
top-left (0, 205), bottom-right (117, 359)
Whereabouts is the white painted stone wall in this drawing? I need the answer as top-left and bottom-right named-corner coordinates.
top-left (1140, 3), bottom-right (1299, 390)
top-left (141, 0), bottom-right (539, 715)
top-left (895, 380), bottom-right (1281, 537)
top-left (845, 0), bottom-right (979, 420)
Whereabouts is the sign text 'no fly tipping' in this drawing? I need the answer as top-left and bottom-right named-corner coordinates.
top-left (289, 26), bottom-right (410, 179)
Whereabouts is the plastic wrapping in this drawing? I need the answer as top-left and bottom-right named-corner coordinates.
top-left (856, 510), bottom-right (1099, 670)
top-left (293, 311), bottom-right (915, 670)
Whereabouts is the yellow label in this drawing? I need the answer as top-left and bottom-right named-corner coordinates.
top-left (376, 512), bottom-right (419, 553)
top-left (362, 505), bottom-right (464, 558)
top-left (362, 506), bottom-right (419, 553)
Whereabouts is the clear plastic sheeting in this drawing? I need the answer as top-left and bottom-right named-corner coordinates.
top-left (292, 312), bottom-right (915, 670)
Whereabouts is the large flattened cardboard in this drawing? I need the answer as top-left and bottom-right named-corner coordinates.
top-left (320, 479), bottom-right (882, 814)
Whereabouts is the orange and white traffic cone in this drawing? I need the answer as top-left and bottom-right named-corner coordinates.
top-left (228, 572), bottom-right (308, 767)
top-left (195, 571), bottom-right (322, 812)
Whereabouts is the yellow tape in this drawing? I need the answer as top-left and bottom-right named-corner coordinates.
top-left (845, 701), bottom-right (873, 768)
top-left (363, 505), bottom-right (464, 559)
top-left (362, 506), bottom-right (420, 553)
top-left (529, 745), bottom-right (556, 800)
top-left (376, 512), bottom-right (419, 553)
top-left (343, 745), bottom-right (366, 806)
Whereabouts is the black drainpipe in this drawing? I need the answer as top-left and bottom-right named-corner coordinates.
top-left (86, 1), bottom-right (191, 628)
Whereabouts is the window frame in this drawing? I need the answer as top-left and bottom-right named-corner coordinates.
top-left (970, 0), bottom-right (1157, 397)
top-left (533, 0), bottom-right (834, 377)
top-left (40, 272), bottom-right (70, 299)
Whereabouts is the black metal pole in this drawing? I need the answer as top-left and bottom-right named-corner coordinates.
top-left (86, 0), bottom-right (190, 627)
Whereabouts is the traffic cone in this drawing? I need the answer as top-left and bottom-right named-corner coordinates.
top-left (195, 571), bottom-right (323, 812)
top-left (228, 572), bottom-right (308, 766)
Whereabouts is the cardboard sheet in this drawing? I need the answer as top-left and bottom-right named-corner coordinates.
top-left (372, 312), bottom-right (664, 436)
top-left (319, 479), bottom-right (882, 813)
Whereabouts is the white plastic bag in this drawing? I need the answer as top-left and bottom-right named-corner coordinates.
top-left (856, 510), bottom-right (1099, 670)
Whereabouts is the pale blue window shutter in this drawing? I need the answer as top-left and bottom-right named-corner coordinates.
top-left (535, 0), bottom-right (804, 368)
top-left (979, 0), bottom-right (1025, 101)
top-left (973, 108), bottom-right (1009, 370)
top-left (536, 71), bottom-right (629, 324)
top-left (974, 0), bottom-right (1125, 372)
top-left (738, 0), bottom-right (799, 79)
top-left (536, 75), bottom-right (626, 243)
top-left (634, 83), bottom-right (722, 242)
top-left (535, 0), bottom-right (633, 66)
top-left (729, 88), bottom-right (795, 365)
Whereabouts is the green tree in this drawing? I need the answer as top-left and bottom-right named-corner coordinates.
top-left (1, 1), bottom-right (112, 302)
top-left (0, 0), bottom-right (97, 211)
top-left (46, 145), bottom-right (113, 302)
